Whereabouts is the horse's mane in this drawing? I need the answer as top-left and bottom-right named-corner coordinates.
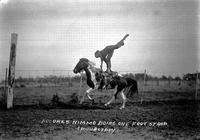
top-left (90, 66), bottom-right (101, 72)
top-left (82, 58), bottom-right (101, 73)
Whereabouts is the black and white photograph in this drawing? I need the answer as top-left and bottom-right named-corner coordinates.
top-left (0, 0), bottom-right (199, 139)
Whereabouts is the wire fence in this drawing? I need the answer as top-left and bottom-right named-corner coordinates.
top-left (0, 69), bottom-right (186, 81)
top-left (0, 69), bottom-right (199, 91)
top-left (0, 69), bottom-right (199, 106)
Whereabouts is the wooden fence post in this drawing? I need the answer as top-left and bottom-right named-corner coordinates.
top-left (7, 33), bottom-right (18, 109)
top-left (68, 71), bottom-right (72, 87)
top-left (195, 71), bottom-right (199, 101)
top-left (4, 68), bottom-right (8, 101)
top-left (143, 69), bottom-right (147, 86)
top-left (168, 79), bottom-right (171, 87)
top-left (141, 69), bottom-right (147, 104)
top-left (156, 79), bottom-right (159, 86)
top-left (178, 79), bottom-right (181, 86)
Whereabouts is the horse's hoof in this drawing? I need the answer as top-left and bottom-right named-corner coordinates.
top-left (120, 106), bottom-right (125, 110)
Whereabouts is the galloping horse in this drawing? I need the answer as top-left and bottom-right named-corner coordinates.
top-left (73, 58), bottom-right (138, 109)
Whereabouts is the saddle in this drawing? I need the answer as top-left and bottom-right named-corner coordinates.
top-left (100, 71), bottom-right (119, 89)
top-left (95, 70), bottom-right (119, 84)
top-left (93, 71), bottom-right (119, 89)
top-left (102, 71), bottom-right (118, 78)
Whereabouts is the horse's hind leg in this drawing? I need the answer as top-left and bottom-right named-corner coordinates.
top-left (120, 89), bottom-right (127, 109)
top-left (125, 86), bottom-right (131, 98)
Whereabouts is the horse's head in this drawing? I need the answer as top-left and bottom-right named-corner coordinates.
top-left (73, 58), bottom-right (89, 73)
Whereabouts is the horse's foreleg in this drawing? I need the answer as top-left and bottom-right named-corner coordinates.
top-left (105, 96), bottom-right (115, 107)
top-left (80, 88), bottom-right (93, 104)
top-left (86, 88), bottom-right (94, 100)
top-left (120, 89), bottom-right (127, 109)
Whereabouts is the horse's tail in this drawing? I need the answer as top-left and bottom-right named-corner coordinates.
top-left (126, 78), bottom-right (138, 98)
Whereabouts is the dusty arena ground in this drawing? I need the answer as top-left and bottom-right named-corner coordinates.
top-left (0, 80), bottom-right (200, 140)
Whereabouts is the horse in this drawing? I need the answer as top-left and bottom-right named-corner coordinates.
top-left (73, 58), bottom-right (138, 109)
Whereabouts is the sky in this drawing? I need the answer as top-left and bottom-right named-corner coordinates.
top-left (0, 0), bottom-right (199, 79)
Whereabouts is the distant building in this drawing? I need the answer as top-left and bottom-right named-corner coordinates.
top-left (183, 73), bottom-right (200, 81)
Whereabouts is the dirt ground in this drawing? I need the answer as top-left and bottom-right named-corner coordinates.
top-left (0, 81), bottom-right (200, 140)
top-left (1, 100), bottom-right (200, 140)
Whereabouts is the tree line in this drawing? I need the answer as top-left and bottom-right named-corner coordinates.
top-left (1, 72), bottom-right (199, 84)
